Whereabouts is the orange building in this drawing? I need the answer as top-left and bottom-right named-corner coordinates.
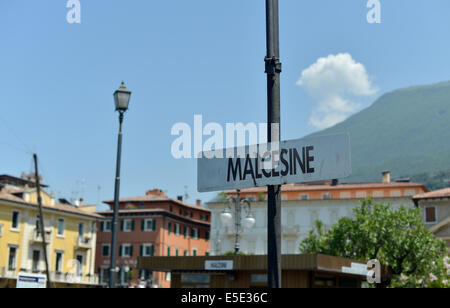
top-left (95, 189), bottom-right (210, 288)
top-left (226, 173), bottom-right (427, 202)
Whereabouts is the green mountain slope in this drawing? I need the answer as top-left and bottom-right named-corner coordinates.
top-left (309, 81), bottom-right (450, 185)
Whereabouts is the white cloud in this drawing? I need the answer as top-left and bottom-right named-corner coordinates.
top-left (297, 53), bottom-right (377, 129)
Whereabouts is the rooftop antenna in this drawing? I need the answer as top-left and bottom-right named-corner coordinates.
top-left (184, 185), bottom-right (189, 201)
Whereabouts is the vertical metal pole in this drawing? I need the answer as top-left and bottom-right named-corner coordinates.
top-left (265, 0), bottom-right (282, 288)
top-left (33, 154), bottom-right (52, 288)
top-left (109, 112), bottom-right (124, 288)
top-left (234, 189), bottom-right (241, 255)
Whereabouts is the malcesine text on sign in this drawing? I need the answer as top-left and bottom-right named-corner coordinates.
top-left (197, 134), bottom-right (351, 192)
top-left (226, 146), bottom-right (315, 183)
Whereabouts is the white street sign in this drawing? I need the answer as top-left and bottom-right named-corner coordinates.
top-left (197, 134), bottom-right (351, 192)
top-left (205, 260), bottom-right (234, 271)
top-left (16, 273), bottom-right (47, 289)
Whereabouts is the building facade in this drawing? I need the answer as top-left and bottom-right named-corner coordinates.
top-left (208, 172), bottom-right (428, 256)
top-left (0, 174), bottom-right (100, 288)
top-left (96, 189), bottom-right (210, 288)
top-left (413, 188), bottom-right (450, 249)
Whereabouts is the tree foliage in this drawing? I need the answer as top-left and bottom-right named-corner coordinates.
top-left (300, 199), bottom-right (449, 288)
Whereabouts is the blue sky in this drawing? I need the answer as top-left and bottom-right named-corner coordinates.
top-left (1, 0), bottom-right (450, 210)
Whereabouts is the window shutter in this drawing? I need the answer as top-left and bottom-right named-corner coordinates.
top-left (130, 245), bottom-right (133, 257)
top-left (131, 220), bottom-right (135, 231)
top-left (120, 220), bottom-right (124, 231)
top-left (100, 222), bottom-right (104, 232)
top-left (426, 207), bottom-right (436, 222)
top-left (141, 220), bottom-right (145, 231)
top-left (151, 245), bottom-right (154, 256)
top-left (140, 245), bottom-right (143, 257)
top-left (119, 245), bottom-right (123, 257)
top-left (152, 220), bottom-right (156, 231)
top-left (168, 222), bottom-right (171, 234)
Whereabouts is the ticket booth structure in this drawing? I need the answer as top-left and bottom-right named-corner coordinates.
top-left (138, 254), bottom-right (384, 288)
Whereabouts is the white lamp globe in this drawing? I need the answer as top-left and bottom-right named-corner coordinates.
top-left (220, 211), bottom-right (233, 226)
top-left (243, 216), bottom-right (256, 230)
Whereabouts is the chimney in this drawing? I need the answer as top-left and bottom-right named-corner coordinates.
top-left (146, 189), bottom-right (167, 198)
top-left (382, 171), bottom-right (391, 184)
top-left (196, 199), bottom-right (202, 207)
top-left (331, 179), bottom-right (339, 186)
top-left (177, 196), bottom-right (183, 202)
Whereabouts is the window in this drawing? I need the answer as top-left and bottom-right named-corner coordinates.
top-left (165, 272), bottom-right (171, 282)
top-left (32, 250), bottom-right (40, 272)
top-left (251, 274), bottom-right (267, 283)
top-left (340, 192), bottom-right (351, 199)
top-left (205, 215), bottom-right (209, 221)
top-left (8, 246), bottom-right (17, 271)
top-left (175, 248), bottom-right (179, 256)
top-left (0, 224), bottom-right (3, 237)
top-left (142, 219), bottom-right (155, 232)
top-left (322, 193), bottom-right (331, 200)
top-left (373, 191), bottom-right (384, 198)
top-left (390, 190), bottom-right (401, 197)
top-left (425, 207), bottom-right (437, 223)
top-left (184, 226), bottom-right (189, 238)
top-left (102, 221), bottom-right (112, 232)
top-left (102, 244), bottom-right (111, 257)
top-left (141, 244), bottom-right (155, 257)
top-left (356, 191), bottom-right (367, 199)
top-left (122, 219), bottom-right (134, 232)
top-left (167, 246), bottom-right (171, 256)
top-left (174, 223), bottom-right (181, 235)
top-left (120, 244), bottom-right (133, 258)
top-left (57, 219), bottom-right (65, 236)
top-left (75, 254), bottom-right (83, 276)
top-left (167, 221), bottom-right (172, 234)
top-left (184, 250), bottom-right (189, 256)
top-left (192, 248), bottom-right (198, 256)
top-left (205, 231), bottom-right (210, 241)
top-left (191, 228), bottom-right (199, 239)
top-left (179, 209), bottom-right (183, 215)
top-left (55, 252), bottom-right (63, 272)
top-left (78, 222), bottom-right (85, 238)
top-left (200, 215), bottom-right (204, 220)
top-left (300, 194), bottom-right (308, 201)
top-left (11, 211), bottom-right (20, 230)
top-left (170, 206), bottom-right (173, 212)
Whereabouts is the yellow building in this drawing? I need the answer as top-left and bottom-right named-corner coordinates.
top-left (0, 174), bottom-right (101, 288)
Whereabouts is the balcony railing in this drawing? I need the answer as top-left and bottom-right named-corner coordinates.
top-left (0, 267), bottom-right (18, 279)
top-left (282, 225), bottom-right (301, 236)
top-left (31, 228), bottom-right (52, 244)
top-left (76, 236), bottom-right (92, 249)
top-left (50, 272), bottom-right (99, 285)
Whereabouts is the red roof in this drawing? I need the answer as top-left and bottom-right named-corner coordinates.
top-left (0, 187), bottom-right (102, 219)
top-left (103, 194), bottom-right (210, 213)
top-left (225, 182), bottom-right (427, 194)
top-left (413, 188), bottom-right (450, 200)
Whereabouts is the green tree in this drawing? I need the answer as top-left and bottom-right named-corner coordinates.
top-left (300, 199), bottom-right (449, 288)
top-left (216, 192), bottom-right (228, 203)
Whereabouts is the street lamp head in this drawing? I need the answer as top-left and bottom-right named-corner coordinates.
top-left (114, 81), bottom-right (132, 112)
top-left (220, 210), bottom-right (233, 226)
top-left (243, 215), bottom-right (256, 230)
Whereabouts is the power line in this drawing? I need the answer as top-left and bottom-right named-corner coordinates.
top-left (0, 115), bottom-right (33, 155)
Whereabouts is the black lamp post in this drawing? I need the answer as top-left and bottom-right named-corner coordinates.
top-left (109, 81), bottom-right (131, 288)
